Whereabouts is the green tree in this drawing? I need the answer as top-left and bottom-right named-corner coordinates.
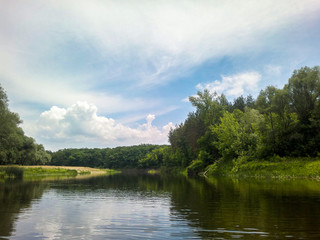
top-left (211, 110), bottom-right (244, 161)
top-left (255, 86), bottom-right (299, 157)
top-left (211, 108), bottom-right (263, 162)
top-left (189, 89), bottom-right (230, 126)
top-left (285, 66), bottom-right (320, 155)
top-left (286, 66), bottom-right (320, 124)
top-left (0, 84), bottom-right (51, 165)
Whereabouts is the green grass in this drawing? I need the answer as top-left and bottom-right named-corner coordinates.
top-left (78, 170), bottom-right (91, 175)
top-left (205, 159), bottom-right (234, 177)
top-left (24, 167), bottom-right (78, 177)
top-left (105, 169), bottom-right (121, 174)
top-left (0, 165), bottom-right (120, 181)
top-left (206, 157), bottom-right (320, 179)
top-left (147, 169), bottom-right (158, 174)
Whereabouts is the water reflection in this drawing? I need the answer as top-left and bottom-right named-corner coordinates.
top-left (170, 177), bottom-right (320, 239)
top-left (0, 180), bottom-right (48, 239)
top-left (1, 175), bottom-right (320, 239)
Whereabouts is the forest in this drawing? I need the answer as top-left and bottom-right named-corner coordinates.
top-left (50, 145), bottom-right (166, 169)
top-left (1, 66), bottom-right (320, 175)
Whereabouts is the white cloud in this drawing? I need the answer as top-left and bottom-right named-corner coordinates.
top-left (1, 0), bottom-right (319, 88)
top-left (1, 0), bottom-right (319, 149)
top-left (55, 0), bottom-right (320, 87)
top-left (0, 55), bottom-right (155, 116)
top-left (197, 72), bottom-right (261, 97)
top-left (29, 101), bottom-right (174, 150)
top-left (182, 97), bottom-right (190, 103)
top-left (1, 0), bottom-right (319, 95)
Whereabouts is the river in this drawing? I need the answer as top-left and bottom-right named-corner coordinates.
top-left (1, 174), bottom-right (320, 239)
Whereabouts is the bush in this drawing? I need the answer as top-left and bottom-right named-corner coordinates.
top-left (232, 155), bottom-right (249, 173)
top-left (186, 160), bottom-right (205, 176)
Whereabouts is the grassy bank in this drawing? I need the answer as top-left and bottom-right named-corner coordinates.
top-left (0, 165), bottom-right (120, 179)
top-left (24, 167), bottom-right (78, 177)
top-left (205, 157), bottom-right (320, 179)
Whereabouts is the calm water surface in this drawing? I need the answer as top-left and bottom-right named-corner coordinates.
top-left (1, 174), bottom-right (320, 239)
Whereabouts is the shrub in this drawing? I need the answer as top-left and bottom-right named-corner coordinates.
top-left (186, 160), bottom-right (205, 176)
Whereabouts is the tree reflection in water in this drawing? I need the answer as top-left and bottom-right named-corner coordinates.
top-left (0, 180), bottom-right (48, 238)
top-left (1, 175), bottom-right (320, 239)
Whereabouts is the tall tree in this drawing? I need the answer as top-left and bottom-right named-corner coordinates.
top-left (0, 84), bottom-right (50, 165)
top-left (286, 66), bottom-right (320, 124)
top-left (285, 66), bottom-right (320, 155)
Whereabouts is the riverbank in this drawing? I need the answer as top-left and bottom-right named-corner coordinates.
top-left (0, 165), bottom-right (120, 179)
top-left (204, 157), bottom-right (320, 179)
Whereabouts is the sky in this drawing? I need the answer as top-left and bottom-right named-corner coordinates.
top-left (1, 0), bottom-right (320, 151)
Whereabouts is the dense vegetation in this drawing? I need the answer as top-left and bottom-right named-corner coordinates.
top-left (51, 145), bottom-right (166, 169)
top-left (0, 85), bottom-right (51, 165)
top-left (0, 166), bottom-right (77, 179)
top-left (1, 66), bottom-right (319, 177)
top-left (141, 66), bottom-right (320, 175)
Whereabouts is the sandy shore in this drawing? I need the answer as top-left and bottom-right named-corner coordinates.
top-left (21, 165), bottom-right (108, 175)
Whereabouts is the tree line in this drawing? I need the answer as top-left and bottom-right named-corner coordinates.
top-left (0, 84), bottom-right (166, 167)
top-left (141, 66), bottom-right (320, 174)
top-left (50, 145), bottom-right (166, 168)
top-left (1, 66), bottom-right (319, 173)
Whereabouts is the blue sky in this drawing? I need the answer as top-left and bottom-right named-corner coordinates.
top-left (1, 0), bottom-right (320, 150)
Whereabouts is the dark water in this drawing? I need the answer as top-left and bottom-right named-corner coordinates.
top-left (1, 174), bottom-right (320, 239)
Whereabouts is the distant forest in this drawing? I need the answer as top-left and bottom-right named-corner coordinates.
top-left (1, 66), bottom-right (320, 173)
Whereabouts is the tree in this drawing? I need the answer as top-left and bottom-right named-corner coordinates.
top-left (0, 84), bottom-right (50, 165)
top-left (189, 89), bottom-right (230, 126)
top-left (139, 147), bottom-right (168, 168)
top-left (211, 108), bottom-right (263, 161)
top-left (285, 66), bottom-right (320, 155)
top-left (286, 66), bottom-right (320, 124)
top-left (255, 85), bottom-right (301, 157)
top-left (0, 85), bottom-right (23, 164)
top-left (233, 96), bottom-right (246, 112)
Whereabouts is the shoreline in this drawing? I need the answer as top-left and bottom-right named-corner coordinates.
top-left (0, 165), bottom-right (120, 180)
top-left (21, 165), bottom-right (108, 175)
top-left (204, 157), bottom-right (320, 180)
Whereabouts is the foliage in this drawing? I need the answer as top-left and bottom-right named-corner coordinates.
top-left (166, 66), bottom-right (320, 176)
top-left (139, 146), bottom-right (168, 168)
top-left (186, 160), bottom-right (205, 176)
top-left (1, 66), bottom-right (320, 176)
top-left (0, 84), bottom-right (51, 165)
top-left (51, 145), bottom-right (167, 169)
top-left (147, 169), bottom-right (159, 174)
top-left (231, 157), bottom-right (320, 178)
top-left (205, 159), bottom-right (233, 176)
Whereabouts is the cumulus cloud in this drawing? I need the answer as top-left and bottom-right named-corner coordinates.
top-left (196, 72), bottom-right (261, 97)
top-left (1, 0), bottom-right (319, 149)
top-left (31, 101), bottom-right (174, 149)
